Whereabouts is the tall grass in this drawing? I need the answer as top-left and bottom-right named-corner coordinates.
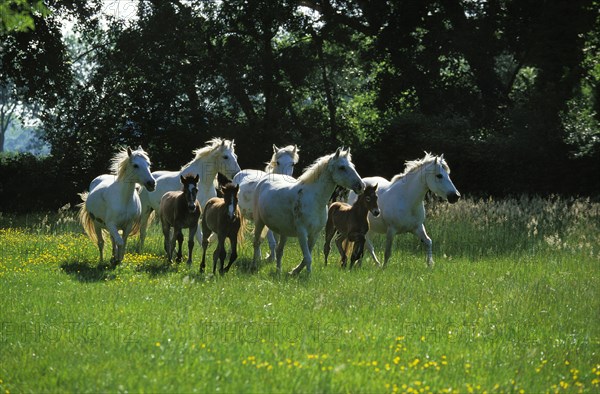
top-left (0, 196), bottom-right (598, 393)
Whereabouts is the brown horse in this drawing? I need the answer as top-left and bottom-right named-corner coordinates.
top-left (324, 184), bottom-right (379, 268)
top-left (159, 174), bottom-right (201, 264)
top-left (200, 182), bottom-right (245, 275)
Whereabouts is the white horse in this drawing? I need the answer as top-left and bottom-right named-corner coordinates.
top-left (233, 144), bottom-right (299, 260)
top-left (252, 147), bottom-right (365, 274)
top-left (79, 146), bottom-right (156, 265)
top-left (138, 138), bottom-right (241, 250)
top-left (349, 153), bottom-right (460, 267)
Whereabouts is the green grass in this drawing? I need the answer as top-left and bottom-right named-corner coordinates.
top-left (0, 197), bottom-right (599, 393)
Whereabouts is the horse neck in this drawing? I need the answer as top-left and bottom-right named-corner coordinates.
top-left (182, 155), bottom-right (217, 186)
top-left (351, 197), bottom-right (371, 217)
top-left (391, 167), bottom-right (429, 206)
top-left (113, 176), bottom-right (138, 204)
top-left (299, 170), bottom-right (337, 208)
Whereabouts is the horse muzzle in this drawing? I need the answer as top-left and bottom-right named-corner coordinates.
top-left (447, 191), bottom-right (461, 204)
top-left (352, 181), bottom-right (366, 195)
top-left (371, 208), bottom-right (381, 217)
top-left (146, 180), bottom-right (156, 192)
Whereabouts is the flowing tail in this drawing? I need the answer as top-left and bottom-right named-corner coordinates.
top-left (237, 210), bottom-right (247, 244)
top-left (78, 192), bottom-right (99, 243)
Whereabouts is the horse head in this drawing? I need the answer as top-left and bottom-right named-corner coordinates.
top-left (362, 183), bottom-right (380, 217)
top-left (221, 183), bottom-right (240, 221)
top-left (271, 144), bottom-right (299, 176)
top-left (426, 154), bottom-right (461, 203)
top-left (215, 139), bottom-right (241, 179)
top-left (329, 147), bottom-right (365, 195)
top-left (180, 174), bottom-right (199, 212)
top-left (127, 146), bottom-right (156, 191)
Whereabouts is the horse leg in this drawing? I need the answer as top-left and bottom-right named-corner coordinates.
top-left (364, 233), bottom-right (381, 267)
top-left (223, 234), bottom-right (237, 274)
top-left (172, 226), bottom-right (182, 263)
top-left (349, 233), bottom-right (365, 269)
top-left (252, 218), bottom-right (267, 270)
top-left (323, 217), bottom-right (336, 266)
top-left (120, 227), bottom-right (132, 262)
top-left (187, 226), bottom-right (197, 265)
top-left (93, 224), bottom-right (104, 263)
top-left (200, 221), bottom-right (211, 274)
top-left (266, 230), bottom-right (277, 262)
top-left (161, 221), bottom-right (172, 262)
top-left (218, 236), bottom-right (227, 274)
top-left (106, 223), bottom-right (124, 265)
top-left (383, 227), bottom-right (397, 267)
top-left (275, 235), bottom-right (288, 273)
top-left (213, 235), bottom-right (226, 275)
top-left (290, 230), bottom-right (312, 274)
top-left (195, 221), bottom-right (203, 249)
top-left (138, 207), bottom-right (152, 252)
top-left (334, 234), bottom-right (348, 268)
top-left (414, 223), bottom-right (434, 267)
top-left (168, 227), bottom-right (177, 263)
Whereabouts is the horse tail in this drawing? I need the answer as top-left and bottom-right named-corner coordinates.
top-left (147, 210), bottom-right (156, 227)
top-left (237, 210), bottom-right (247, 244)
top-left (77, 192), bottom-right (98, 243)
top-left (129, 213), bottom-right (142, 237)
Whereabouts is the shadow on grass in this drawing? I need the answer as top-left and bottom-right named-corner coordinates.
top-left (60, 260), bottom-right (116, 283)
top-left (234, 257), bottom-right (259, 275)
top-left (134, 259), bottom-right (178, 277)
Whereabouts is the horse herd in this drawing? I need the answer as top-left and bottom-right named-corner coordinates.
top-left (78, 138), bottom-right (461, 275)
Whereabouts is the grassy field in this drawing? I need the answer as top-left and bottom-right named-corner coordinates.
top-left (0, 196), bottom-right (599, 393)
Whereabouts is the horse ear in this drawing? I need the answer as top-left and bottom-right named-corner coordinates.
top-left (440, 153), bottom-right (444, 162)
top-left (127, 147), bottom-right (133, 157)
top-left (231, 139), bottom-right (235, 147)
top-left (221, 139), bottom-right (226, 147)
top-left (180, 175), bottom-right (185, 183)
top-left (137, 145), bottom-right (143, 151)
top-left (373, 183), bottom-right (378, 190)
top-left (346, 147), bottom-right (351, 156)
top-left (273, 144), bottom-right (278, 153)
top-left (293, 145), bottom-right (298, 154)
top-left (194, 174), bottom-right (199, 184)
top-left (334, 147), bottom-right (342, 158)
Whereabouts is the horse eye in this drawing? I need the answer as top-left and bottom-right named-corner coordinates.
top-left (133, 164), bottom-right (139, 169)
top-left (223, 155), bottom-right (229, 160)
top-left (276, 161), bottom-right (280, 166)
top-left (365, 197), bottom-right (371, 202)
top-left (338, 166), bottom-right (346, 171)
top-left (436, 174), bottom-right (443, 179)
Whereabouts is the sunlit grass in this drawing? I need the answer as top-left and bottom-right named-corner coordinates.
top-left (0, 197), bottom-right (598, 392)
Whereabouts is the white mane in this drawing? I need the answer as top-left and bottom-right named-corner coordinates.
top-left (181, 137), bottom-right (235, 171)
top-left (110, 147), bottom-right (150, 181)
top-left (298, 149), bottom-right (352, 184)
top-left (391, 152), bottom-right (450, 184)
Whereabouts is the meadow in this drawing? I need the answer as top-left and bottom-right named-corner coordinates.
top-left (0, 196), bottom-right (598, 393)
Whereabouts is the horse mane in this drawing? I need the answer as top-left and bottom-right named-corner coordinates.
top-left (298, 149), bottom-right (351, 184)
top-left (264, 145), bottom-right (300, 172)
top-left (390, 152), bottom-right (450, 184)
top-left (181, 137), bottom-right (235, 171)
top-left (110, 147), bottom-right (150, 181)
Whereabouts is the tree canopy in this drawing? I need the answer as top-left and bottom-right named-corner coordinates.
top-left (1, 0), bottom-right (599, 210)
